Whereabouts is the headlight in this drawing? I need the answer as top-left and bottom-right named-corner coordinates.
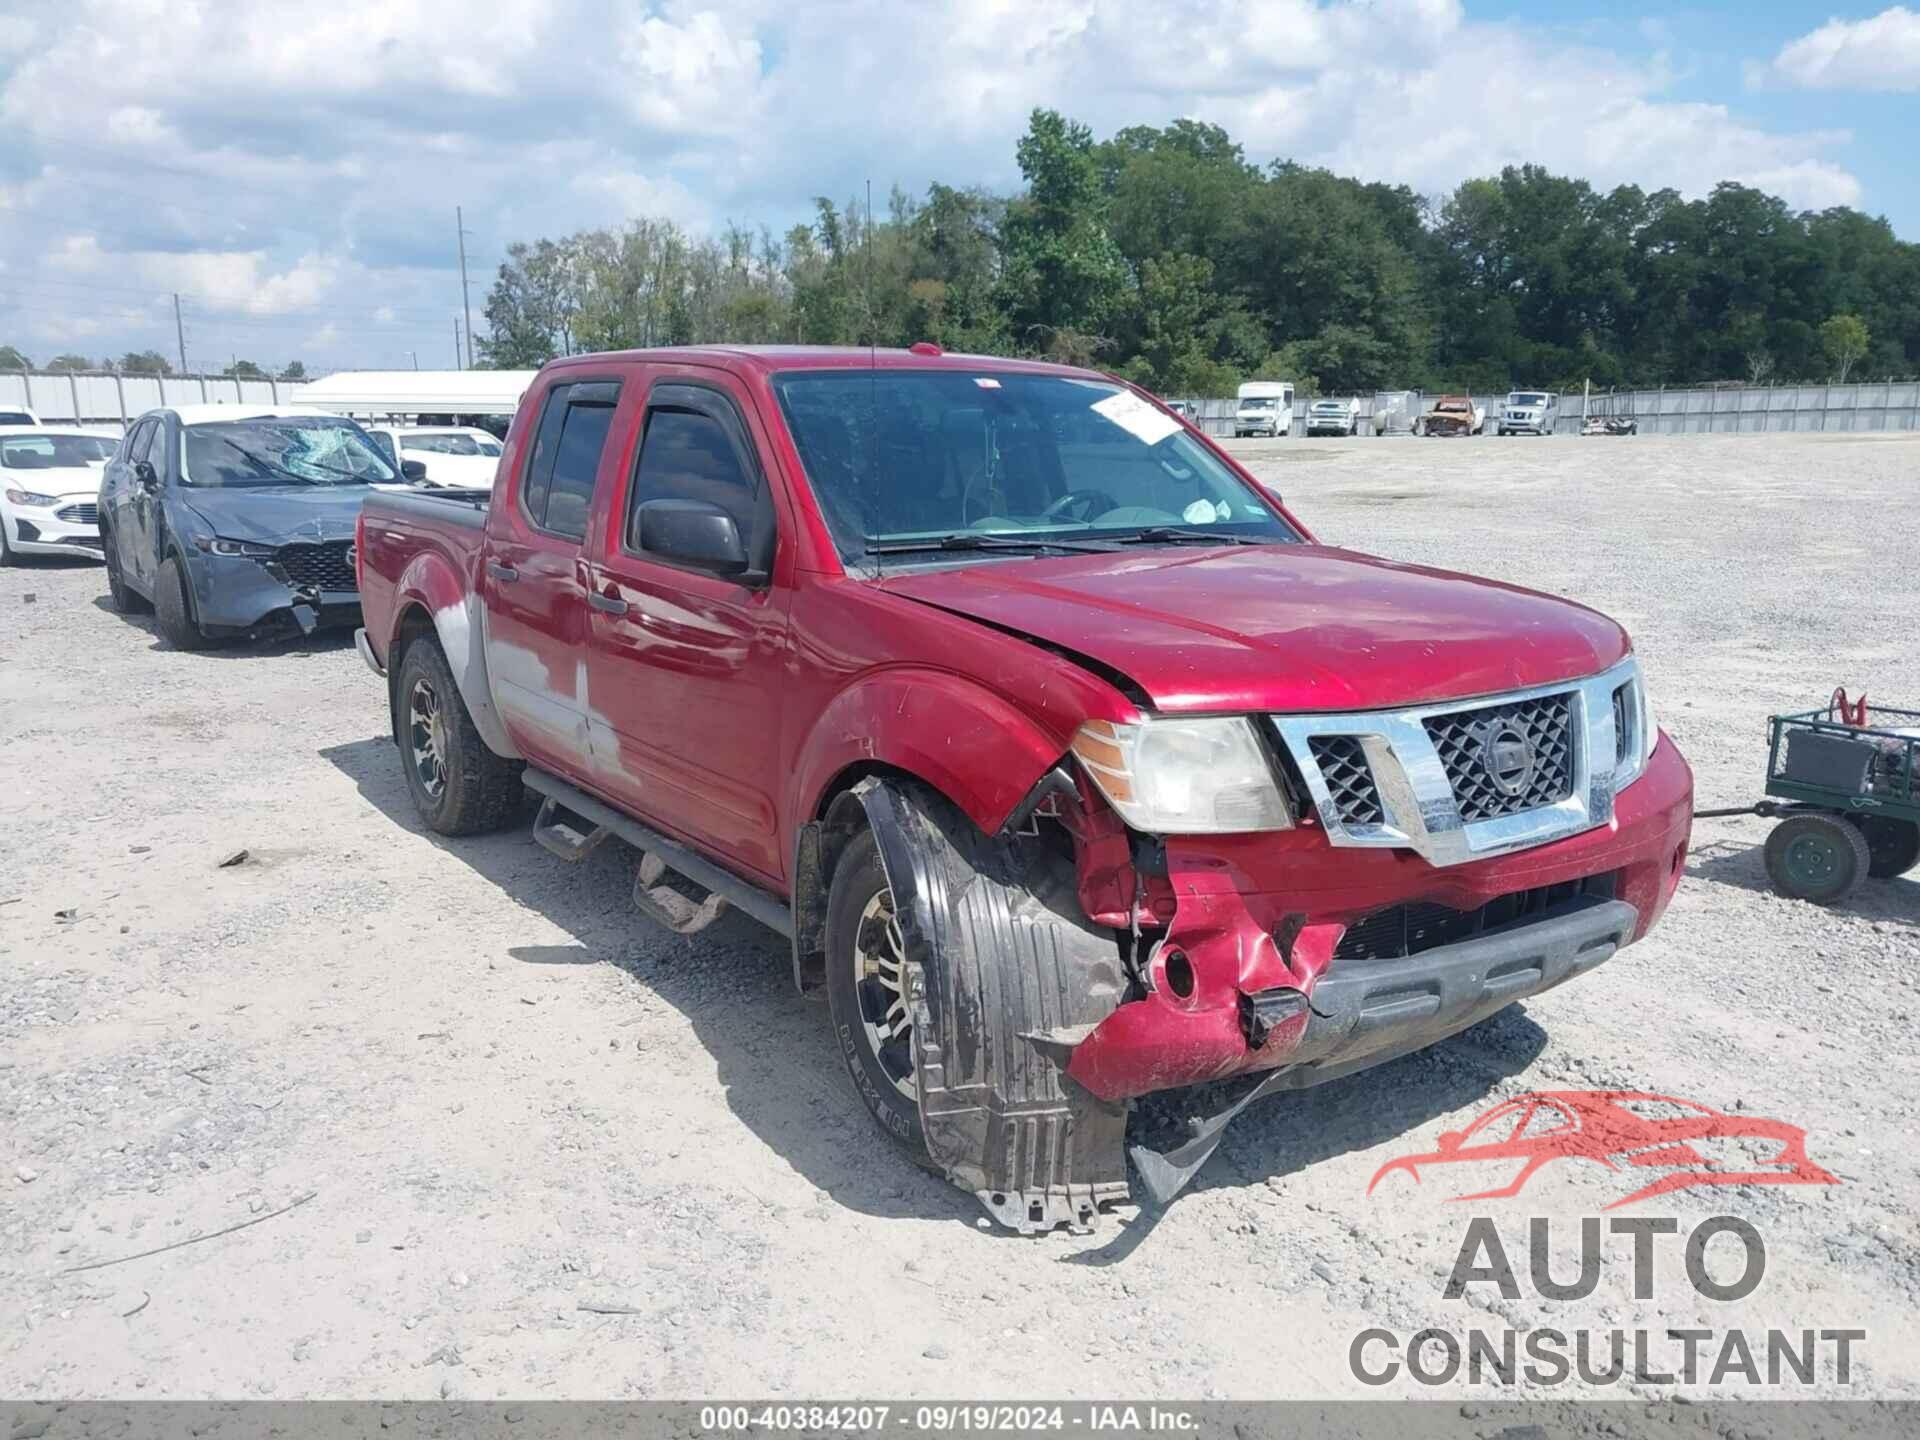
top-left (4, 487), bottom-right (58, 508)
top-left (195, 536), bottom-right (277, 558)
top-left (1071, 717), bottom-right (1293, 833)
top-left (1611, 658), bottom-right (1657, 789)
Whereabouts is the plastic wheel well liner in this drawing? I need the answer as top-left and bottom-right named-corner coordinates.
top-left (843, 775), bottom-right (1131, 1234)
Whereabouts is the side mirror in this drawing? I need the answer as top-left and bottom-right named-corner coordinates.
top-left (401, 459), bottom-right (429, 482)
top-left (133, 459), bottom-right (159, 492)
top-left (636, 498), bottom-right (750, 577)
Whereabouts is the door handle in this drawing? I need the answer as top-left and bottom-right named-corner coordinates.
top-left (587, 591), bottom-right (629, 616)
top-left (485, 561), bottom-right (519, 583)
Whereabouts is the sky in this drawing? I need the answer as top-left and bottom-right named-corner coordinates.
top-left (1, 0), bottom-right (1916, 376)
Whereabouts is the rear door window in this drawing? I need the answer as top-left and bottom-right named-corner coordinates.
top-left (518, 380), bottom-right (621, 541)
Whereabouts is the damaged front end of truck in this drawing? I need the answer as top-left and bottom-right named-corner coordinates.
top-left (793, 656), bottom-right (1690, 1235)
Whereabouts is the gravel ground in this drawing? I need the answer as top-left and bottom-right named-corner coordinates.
top-left (1, 431), bottom-right (1916, 1405)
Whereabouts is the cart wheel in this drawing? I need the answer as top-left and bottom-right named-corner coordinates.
top-left (1847, 815), bottom-right (1920, 879)
top-left (1763, 814), bottom-right (1870, 904)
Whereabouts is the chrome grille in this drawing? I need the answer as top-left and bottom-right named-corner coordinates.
top-left (1423, 694), bottom-right (1574, 822)
top-left (56, 503), bottom-right (99, 524)
top-left (1307, 735), bottom-right (1382, 825)
top-left (273, 541), bottom-right (356, 593)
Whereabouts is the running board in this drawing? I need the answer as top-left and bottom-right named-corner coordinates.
top-left (520, 770), bottom-right (793, 939)
top-left (530, 795), bottom-right (612, 862)
top-left (633, 853), bottom-right (728, 935)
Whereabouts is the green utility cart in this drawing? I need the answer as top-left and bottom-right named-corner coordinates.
top-left (1698, 690), bottom-right (1920, 904)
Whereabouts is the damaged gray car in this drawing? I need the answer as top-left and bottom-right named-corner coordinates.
top-left (98, 405), bottom-right (421, 649)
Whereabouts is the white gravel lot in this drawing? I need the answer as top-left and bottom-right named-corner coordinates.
top-left (1, 431), bottom-right (1916, 1406)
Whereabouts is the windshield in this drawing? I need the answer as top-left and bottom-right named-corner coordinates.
top-left (182, 417), bottom-right (397, 487)
top-left (1510, 393), bottom-right (1548, 407)
top-left (773, 370), bottom-right (1298, 561)
top-left (1239, 397), bottom-right (1278, 410)
top-left (1311, 400), bottom-right (1346, 410)
top-left (1, 433), bottom-right (116, 468)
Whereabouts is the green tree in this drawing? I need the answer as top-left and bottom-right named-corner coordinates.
top-left (0, 345), bottom-right (29, 370)
top-left (279, 360), bottom-right (307, 381)
top-left (1820, 314), bottom-right (1870, 382)
top-left (118, 350), bottom-right (172, 375)
top-left (222, 359), bottom-right (267, 379)
top-left (998, 109), bottom-right (1131, 355)
top-left (46, 353), bottom-right (93, 371)
top-left (479, 237), bottom-right (583, 367)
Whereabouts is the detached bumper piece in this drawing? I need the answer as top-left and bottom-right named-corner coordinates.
top-left (853, 779), bottom-right (1130, 1235)
top-left (1127, 895), bottom-right (1639, 1207)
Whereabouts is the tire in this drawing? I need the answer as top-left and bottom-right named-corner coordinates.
top-left (0, 517), bottom-right (14, 567)
top-left (1763, 814), bottom-right (1870, 904)
top-left (101, 527), bottom-right (152, 614)
top-left (824, 828), bottom-right (930, 1162)
top-left (153, 553), bottom-right (214, 650)
top-left (393, 636), bottom-right (525, 836)
top-left (1848, 815), bottom-right (1920, 879)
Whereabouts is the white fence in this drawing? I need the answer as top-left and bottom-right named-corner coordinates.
top-left (7, 366), bottom-right (1917, 439)
top-left (1173, 382), bottom-right (1920, 438)
top-left (0, 369), bottom-right (310, 428)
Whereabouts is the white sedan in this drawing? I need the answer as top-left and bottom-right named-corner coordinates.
top-left (362, 424), bottom-right (502, 490)
top-left (0, 426), bottom-right (119, 562)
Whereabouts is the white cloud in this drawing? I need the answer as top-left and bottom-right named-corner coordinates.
top-left (1764, 6), bottom-right (1920, 92)
top-left (0, 0), bottom-right (1893, 370)
top-left (45, 234), bottom-right (339, 314)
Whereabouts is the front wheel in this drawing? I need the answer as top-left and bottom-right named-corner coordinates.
top-left (1848, 816), bottom-right (1920, 879)
top-left (154, 554), bottom-right (214, 650)
top-left (824, 829), bottom-right (929, 1161)
top-left (393, 637), bottom-right (524, 835)
top-left (0, 518), bottom-right (15, 566)
top-left (1763, 814), bottom-right (1870, 904)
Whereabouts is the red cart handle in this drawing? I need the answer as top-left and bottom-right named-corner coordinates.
top-left (1829, 687), bottom-right (1868, 726)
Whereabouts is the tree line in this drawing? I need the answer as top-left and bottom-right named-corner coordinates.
top-left (481, 112), bottom-right (1916, 396)
top-left (0, 346), bottom-right (308, 381)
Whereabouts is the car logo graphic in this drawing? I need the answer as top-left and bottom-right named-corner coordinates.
top-left (1480, 722), bottom-right (1535, 797)
top-left (1367, 1090), bottom-right (1839, 1210)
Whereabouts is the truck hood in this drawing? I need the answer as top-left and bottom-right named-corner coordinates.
top-left (179, 485), bottom-right (374, 545)
top-left (876, 543), bottom-right (1630, 713)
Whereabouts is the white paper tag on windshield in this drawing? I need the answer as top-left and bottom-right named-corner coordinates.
top-left (1091, 391), bottom-right (1181, 446)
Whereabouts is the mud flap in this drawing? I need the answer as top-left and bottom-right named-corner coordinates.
top-left (851, 778), bottom-right (1131, 1234)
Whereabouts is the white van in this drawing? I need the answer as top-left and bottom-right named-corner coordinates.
top-left (1234, 381), bottom-right (1293, 438)
top-left (1498, 389), bottom-right (1558, 436)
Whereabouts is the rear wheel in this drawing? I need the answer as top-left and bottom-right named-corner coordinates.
top-left (1763, 813), bottom-right (1870, 904)
top-left (153, 553), bottom-right (213, 650)
top-left (1848, 815), bottom-right (1920, 879)
top-left (394, 637), bottom-right (524, 835)
top-left (824, 829), bottom-right (929, 1160)
top-left (101, 527), bottom-right (152, 613)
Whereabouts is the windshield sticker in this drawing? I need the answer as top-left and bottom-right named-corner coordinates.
top-left (1090, 391), bottom-right (1181, 446)
top-left (974, 377), bottom-right (1002, 389)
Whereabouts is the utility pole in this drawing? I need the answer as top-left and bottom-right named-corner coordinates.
top-left (405, 350), bottom-right (418, 371)
top-left (456, 206), bottom-right (474, 370)
top-left (454, 316), bottom-right (463, 370)
top-left (173, 293), bottom-right (188, 375)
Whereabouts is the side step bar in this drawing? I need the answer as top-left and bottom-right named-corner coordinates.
top-left (521, 769), bottom-right (794, 939)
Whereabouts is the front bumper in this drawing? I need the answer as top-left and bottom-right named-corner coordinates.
top-left (6, 508), bottom-right (103, 559)
top-left (1066, 734), bottom-right (1692, 1101)
top-left (188, 551), bottom-right (359, 634)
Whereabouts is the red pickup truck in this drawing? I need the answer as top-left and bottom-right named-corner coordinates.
top-left (354, 345), bottom-right (1693, 1233)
